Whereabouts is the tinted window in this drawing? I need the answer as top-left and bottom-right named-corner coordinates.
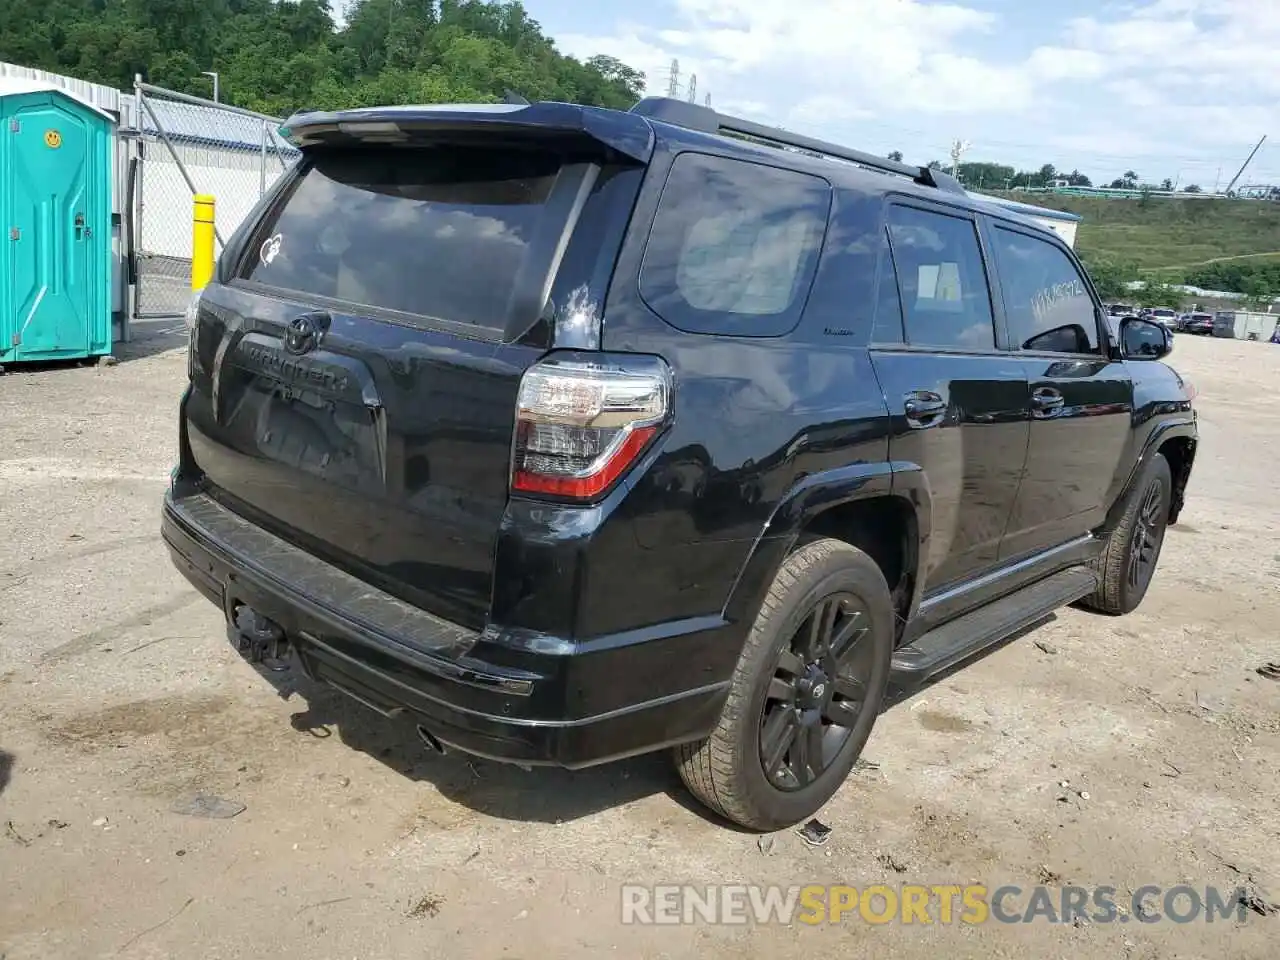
top-left (639, 153), bottom-right (831, 337)
top-left (871, 227), bottom-right (905, 343)
top-left (991, 227), bottom-right (1100, 354)
top-left (239, 146), bottom-right (565, 331)
top-left (885, 205), bottom-right (995, 351)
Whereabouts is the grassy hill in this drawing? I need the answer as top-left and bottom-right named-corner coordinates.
top-left (985, 191), bottom-right (1280, 276)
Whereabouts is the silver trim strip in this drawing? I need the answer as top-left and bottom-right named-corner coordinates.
top-left (920, 535), bottom-right (1093, 612)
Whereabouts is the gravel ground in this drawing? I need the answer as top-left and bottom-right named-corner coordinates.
top-left (1, 326), bottom-right (1277, 959)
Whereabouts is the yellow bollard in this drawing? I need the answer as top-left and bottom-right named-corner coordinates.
top-left (191, 194), bottom-right (216, 292)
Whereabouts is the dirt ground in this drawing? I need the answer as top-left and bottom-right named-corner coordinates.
top-left (1, 325), bottom-right (1276, 959)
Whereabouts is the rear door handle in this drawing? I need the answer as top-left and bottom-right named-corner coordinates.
top-left (1030, 388), bottom-right (1065, 417)
top-left (903, 391), bottom-right (946, 428)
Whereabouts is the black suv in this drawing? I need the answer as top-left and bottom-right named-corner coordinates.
top-left (163, 97), bottom-right (1197, 831)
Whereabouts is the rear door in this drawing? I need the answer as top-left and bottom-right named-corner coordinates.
top-left (184, 137), bottom-right (644, 630)
top-left (869, 199), bottom-right (1031, 593)
top-left (984, 219), bottom-right (1133, 560)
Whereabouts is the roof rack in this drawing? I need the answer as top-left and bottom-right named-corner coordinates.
top-left (629, 97), bottom-right (966, 195)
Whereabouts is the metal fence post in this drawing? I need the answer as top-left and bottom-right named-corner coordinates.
top-left (128, 81), bottom-right (299, 317)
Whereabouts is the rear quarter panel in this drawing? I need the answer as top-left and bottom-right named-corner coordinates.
top-left (589, 133), bottom-right (895, 637)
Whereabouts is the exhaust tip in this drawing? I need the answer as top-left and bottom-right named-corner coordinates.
top-left (416, 725), bottom-right (447, 755)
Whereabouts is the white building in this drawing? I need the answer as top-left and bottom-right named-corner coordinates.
top-left (969, 191), bottom-right (1083, 248)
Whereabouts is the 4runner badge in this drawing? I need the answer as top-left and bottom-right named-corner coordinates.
top-left (260, 233), bottom-right (283, 265)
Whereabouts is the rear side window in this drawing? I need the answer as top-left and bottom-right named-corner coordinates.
top-left (990, 226), bottom-right (1100, 354)
top-left (238, 146), bottom-right (566, 332)
top-left (886, 205), bottom-right (995, 351)
top-left (871, 228), bottom-right (905, 343)
top-left (639, 152), bottom-right (831, 337)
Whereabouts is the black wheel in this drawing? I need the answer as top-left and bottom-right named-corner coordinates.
top-left (1079, 452), bottom-right (1172, 615)
top-left (673, 538), bottom-right (893, 831)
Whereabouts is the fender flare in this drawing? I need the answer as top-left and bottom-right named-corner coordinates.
top-left (721, 462), bottom-right (933, 628)
top-left (1103, 418), bottom-right (1197, 532)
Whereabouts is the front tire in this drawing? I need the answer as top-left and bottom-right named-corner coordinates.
top-left (1079, 452), bottom-right (1172, 615)
top-left (673, 538), bottom-right (893, 831)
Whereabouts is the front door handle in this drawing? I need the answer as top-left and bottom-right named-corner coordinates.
top-left (1030, 388), bottom-right (1065, 417)
top-left (903, 391), bottom-right (947, 429)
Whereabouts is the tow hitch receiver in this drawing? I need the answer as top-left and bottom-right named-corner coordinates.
top-left (229, 604), bottom-right (290, 668)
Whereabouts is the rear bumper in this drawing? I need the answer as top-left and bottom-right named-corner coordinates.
top-left (161, 489), bottom-right (732, 767)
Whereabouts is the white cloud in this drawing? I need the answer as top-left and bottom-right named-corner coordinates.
top-left (556, 0), bottom-right (1280, 183)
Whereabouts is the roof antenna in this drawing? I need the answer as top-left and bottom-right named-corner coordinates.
top-left (503, 89), bottom-right (530, 105)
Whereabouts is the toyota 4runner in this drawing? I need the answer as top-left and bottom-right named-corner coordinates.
top-left (163, 97), bottom-right (1198, 831)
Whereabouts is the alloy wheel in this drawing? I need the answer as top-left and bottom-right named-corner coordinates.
top-left (759, 593), bottom-right (876, 791)
top-left (1127, 477), bottom-right (1167, 591)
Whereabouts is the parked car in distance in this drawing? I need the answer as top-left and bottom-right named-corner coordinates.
top-left (1107, 303), bottom-right (1137, 317)
top-left (1185, 313), bottom-right (1215, 335)
top-left (1149, 308), bottom-right (1178, 328)
top-left (163, 95), bottom-right (1199, 831)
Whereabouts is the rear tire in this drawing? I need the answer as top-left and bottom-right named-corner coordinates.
top-left (673, 538), bottom-right (893, 832)
top-left (1079, 452), bottom-right (1172, 615)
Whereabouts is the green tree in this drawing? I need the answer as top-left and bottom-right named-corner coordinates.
top-left (1239, 274), bottom-right (1277, 310)
top-left (0, 0), bottom-right (646, 116)
top-left (955, 161), bottom-right (1015, 189)
top-left (1081, 255), bottom-right (1138, 300)
top-left (1134, 279), bottom-right (1185, 309)
top-left (585, 54), bottom-right (645, 103)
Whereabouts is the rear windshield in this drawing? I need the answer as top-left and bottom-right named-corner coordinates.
top-left (239, 146), bottom-right (565, 330)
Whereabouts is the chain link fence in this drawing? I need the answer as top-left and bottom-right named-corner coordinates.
top-left (130, 81), bottom-right (299, 317)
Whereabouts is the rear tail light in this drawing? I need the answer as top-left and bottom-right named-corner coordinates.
top-left (184, 290), bottom-right (203, 381)
top-left (512, 355), bottom-right (671, 500)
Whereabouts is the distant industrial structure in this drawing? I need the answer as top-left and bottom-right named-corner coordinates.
top-left (1015, 184), bottom-right (1278, 202)
top-left (662, 59), bottom-right (711, 107)
top-left (1015, 134), bottom-right (1275, 202)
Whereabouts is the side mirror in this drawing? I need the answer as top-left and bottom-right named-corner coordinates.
top-left (1119, 316), bottom-right (1173, 360)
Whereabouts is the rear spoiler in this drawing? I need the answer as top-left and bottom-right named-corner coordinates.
top-left (279, 102), bottom-right (656, 162)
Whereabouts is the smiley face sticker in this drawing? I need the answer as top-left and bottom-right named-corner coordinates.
top-left (44, 129), bottom-right (62, 149)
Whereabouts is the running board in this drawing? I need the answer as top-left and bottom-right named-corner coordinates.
top-left (890, 566), bottom-right (1098, 688)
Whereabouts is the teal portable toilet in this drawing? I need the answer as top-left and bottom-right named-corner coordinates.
top-left (0, 84), bottom-right (113, 363)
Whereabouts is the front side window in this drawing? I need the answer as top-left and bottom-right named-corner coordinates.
top-left (991, 226), bottom-right (1101, 354)
top-left (885, 205), bottom-right (996, 351)
top-left (639, 152), bottom-right (831, 337)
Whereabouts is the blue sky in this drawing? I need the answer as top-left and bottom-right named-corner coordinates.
top-left (521, 0), bottom-right (1278, 189)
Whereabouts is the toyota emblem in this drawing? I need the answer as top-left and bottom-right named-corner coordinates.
top-left (283, 315), bottom-right (318, 355)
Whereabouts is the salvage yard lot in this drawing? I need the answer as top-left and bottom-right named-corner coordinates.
top-left (1, 329), bottom-right (1276, 959)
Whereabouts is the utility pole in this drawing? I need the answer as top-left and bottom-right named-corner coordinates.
top-left (687, 74), bottom-right (697, 104)
top-left (1223, 135), bottom-right (1267, 196)
top-left (201, 71), bottom-right (219, 103)
top-left (666, 59), bottom-right (680, 98)
top-left (704, 93), bottom-right (711, 107)
top-left (949, 138), bottom-right (971, 178)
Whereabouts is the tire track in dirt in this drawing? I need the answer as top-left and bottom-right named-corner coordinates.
top-left (1, 534), bottom-right (158, 587)
top-left (39, 593), bottom-right (204, 665)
